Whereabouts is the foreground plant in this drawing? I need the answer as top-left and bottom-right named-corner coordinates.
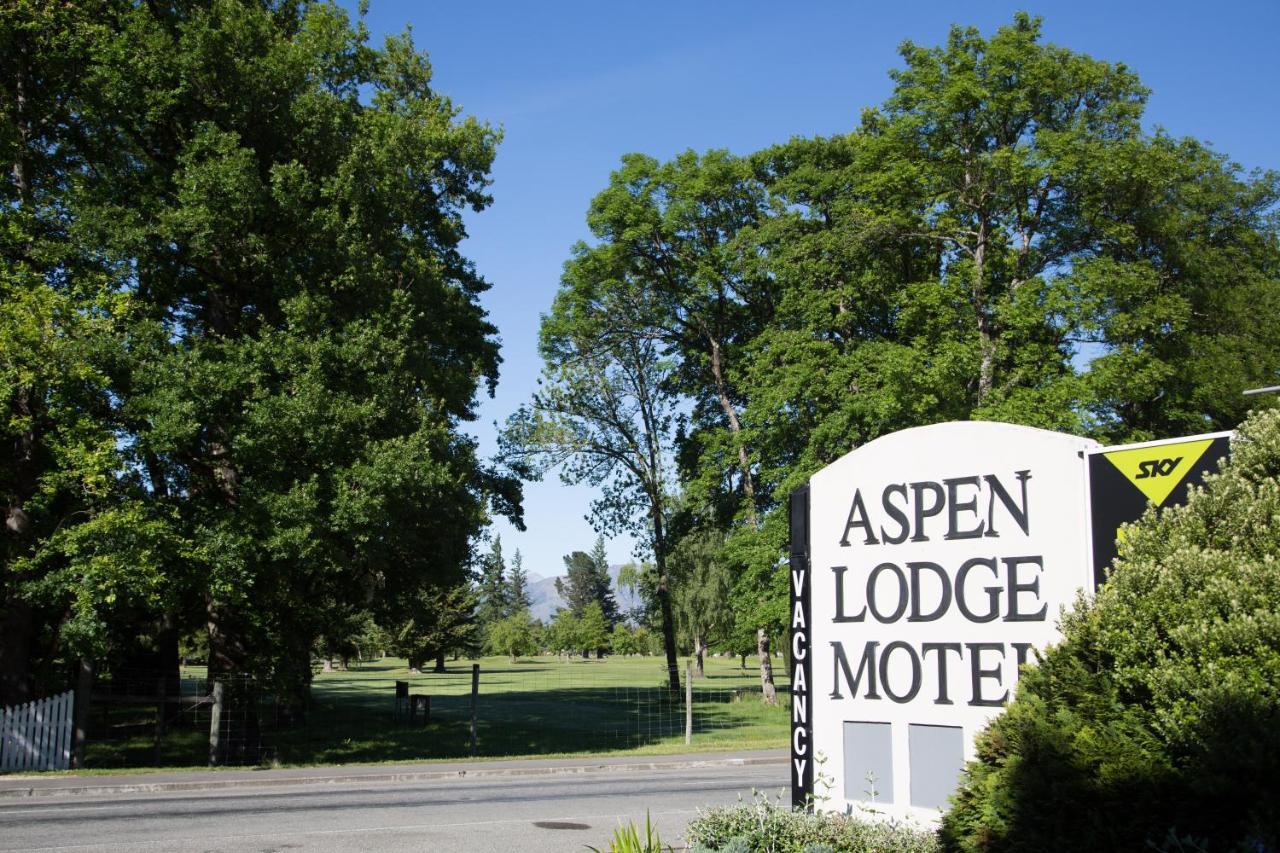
top-left (687, 791), bottom-right (939, 853)
top-left (588, 811), bottom-right (671, 853)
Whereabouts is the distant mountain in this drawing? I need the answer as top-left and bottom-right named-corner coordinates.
top-left (525, 565), bottom-right (644, 624)
top-left (525, 572), bottom-right (562, 623)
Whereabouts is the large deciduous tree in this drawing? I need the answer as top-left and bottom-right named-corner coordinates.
top-left (540, 13), bottom-right (1278, 713)
top-left (2, 0), bottom-right (519, 715)
top-left (502, 281), bottom-right (682, 694)
top-left (563, 149), bottom-right (782, 699)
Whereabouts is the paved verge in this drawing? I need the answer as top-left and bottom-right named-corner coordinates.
top-left (0, 748), bottom-right (786, 800)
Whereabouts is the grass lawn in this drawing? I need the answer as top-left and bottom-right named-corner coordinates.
top-left (84, 654), bottom-right (789, 769)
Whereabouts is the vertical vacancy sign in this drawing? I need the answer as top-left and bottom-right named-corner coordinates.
top-left (790, 484), bottom-right (812, 808)
top-left (795, 422), bottom-right (1098, 822)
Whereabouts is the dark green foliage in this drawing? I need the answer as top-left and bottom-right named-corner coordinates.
top-left (507, 548), bottom-right (532, 611)
top-left (549, 13), bottom-right (1280, 717)
top-left (2, 0), bottom-right (514, 705)
top-left (477, 535), bottom-right (511, 641)
top-left (501, 280), bottom-right (683, 692)
top-left (555, 537), bottom-right (619, 626)
top-left (941, 409), bottom-right (1280, 851)
top-left (391, 583), bottom-right (479, 671)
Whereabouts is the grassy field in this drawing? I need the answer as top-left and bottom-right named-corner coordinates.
top-left (85, 654), bottom-right (790, 769)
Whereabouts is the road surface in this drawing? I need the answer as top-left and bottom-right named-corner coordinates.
top-left (0, 758), bottom-right (787, 852)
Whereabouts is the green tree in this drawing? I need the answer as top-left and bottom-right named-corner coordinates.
top-left (942, 409), bottom-right (1280, 851)
top-left (487, 608), bottom-right (540, 663)
top-left (503, 280), bottom-right (683, 694)
top-left (864, 13), bottom-right (1147, 415)
top-left (668, 521), bottom-right (733, 678)
top-left (507, 548), bottom-right (531, 611)
top-left (2, 0), bottom-right (521, 717)
top-left (554, 537), bottom-right (618, 626)
top-left (656, 15), bottom-right (1276, 707)
top-left (1, 0), bottom-right (181, 705)
top-left (314, 610), bottom-right (385, 670)
top-left (477, 536), bottom-right (510, 646)
top-left (563, 149), bottom-right (783, 699)
top-left (545, 609), bottom-right (581, 660)
top-left (577, 601), bottom-right (611, 659)
top-left (572, 150), bottom-right (770, 518)
top-left (392, 583), bottom-right (478, 674)
top-left (1074, 133), bottom-right (1280, 441)
top-left (610, 623), bottom-right (638, 656)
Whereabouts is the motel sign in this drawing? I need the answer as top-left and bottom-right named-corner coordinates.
top-left (789, 422), bottom-right (1229, 822)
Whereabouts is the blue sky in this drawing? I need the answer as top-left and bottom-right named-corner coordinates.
top-left (345, 0), bottom-right (1279, 579)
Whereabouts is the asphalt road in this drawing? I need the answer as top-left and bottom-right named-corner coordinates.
top-left (0, 760), bottom-right (787, 852)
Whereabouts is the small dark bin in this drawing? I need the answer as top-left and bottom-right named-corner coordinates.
top-left (394, 680), bottom-right (409, 721)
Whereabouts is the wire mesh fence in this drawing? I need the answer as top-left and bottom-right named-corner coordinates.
top-left (80, 654), bottom-right (790, 769)
top-left (87, 670), bottom-right (278, 767)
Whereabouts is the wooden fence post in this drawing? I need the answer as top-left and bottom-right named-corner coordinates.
top-left (72, 660), bottom-right (92, 769)
top-left (208, 680), bottom-right (225, 766)
top-left (469, 664), bottom-right (479, 756)
top-left (685, 661), bottom-right (693, 745)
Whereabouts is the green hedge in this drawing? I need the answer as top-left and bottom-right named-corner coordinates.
top-left (941, 409), bottom-right (1280, 851)
top-left (688, 793), bottom-right (939, 853)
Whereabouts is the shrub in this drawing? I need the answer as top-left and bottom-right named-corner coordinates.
top-left (941, 409), bottom-right (1280, 851)
top-left (687, 792), bottom-right (940, 852)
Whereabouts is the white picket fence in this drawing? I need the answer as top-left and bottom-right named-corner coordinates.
top-left (1, 690), bottom-right (74, 771)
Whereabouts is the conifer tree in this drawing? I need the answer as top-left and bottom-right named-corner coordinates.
top-left (508, 548), bottom-right (532, 611)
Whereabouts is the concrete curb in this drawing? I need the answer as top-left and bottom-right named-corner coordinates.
top-left (0, 753), bottom-right (787, 801)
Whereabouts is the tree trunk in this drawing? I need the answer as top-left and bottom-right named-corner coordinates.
top-left (208, 679), bottom-right (225, 767)
top-left (2, 383), bottom-right (41, 707)
top-left (205, 595), bottom-right (247, 767)
top-left (154, 617), bottom-right (180, 763)
top-left (708, 340), bottom-right (776, 700)
top-left (433, 651), bottom-right (446, 673)
top-left (11, 50), bottom-right (32, 202)
top-left (647, 501), bottom-right (682, 698)
top-left (757, 628), bottom-right (777, 705)
top-left (756, 630), bottom-right (777, 698)
top-left (972, 210), bottom-right (995, 404)
top-left (693, 633), bottom-right (707, 679)
top-left (0, 599), bottom-right (36, 706)
top-left (72, 658), bottom-right (93, 768)
top-left (708, 337), bottom-right (757, 521)
top-left (157, 616), bottom-right (181, 722)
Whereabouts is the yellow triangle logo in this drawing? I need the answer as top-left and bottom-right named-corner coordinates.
top-left (1102, 439), bottom-right (1215, 506)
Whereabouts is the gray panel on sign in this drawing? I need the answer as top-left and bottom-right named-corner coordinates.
top-left (843, 721), bottom-right (893, 804)
top-left (908, 723), bottom-right (964, 810)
